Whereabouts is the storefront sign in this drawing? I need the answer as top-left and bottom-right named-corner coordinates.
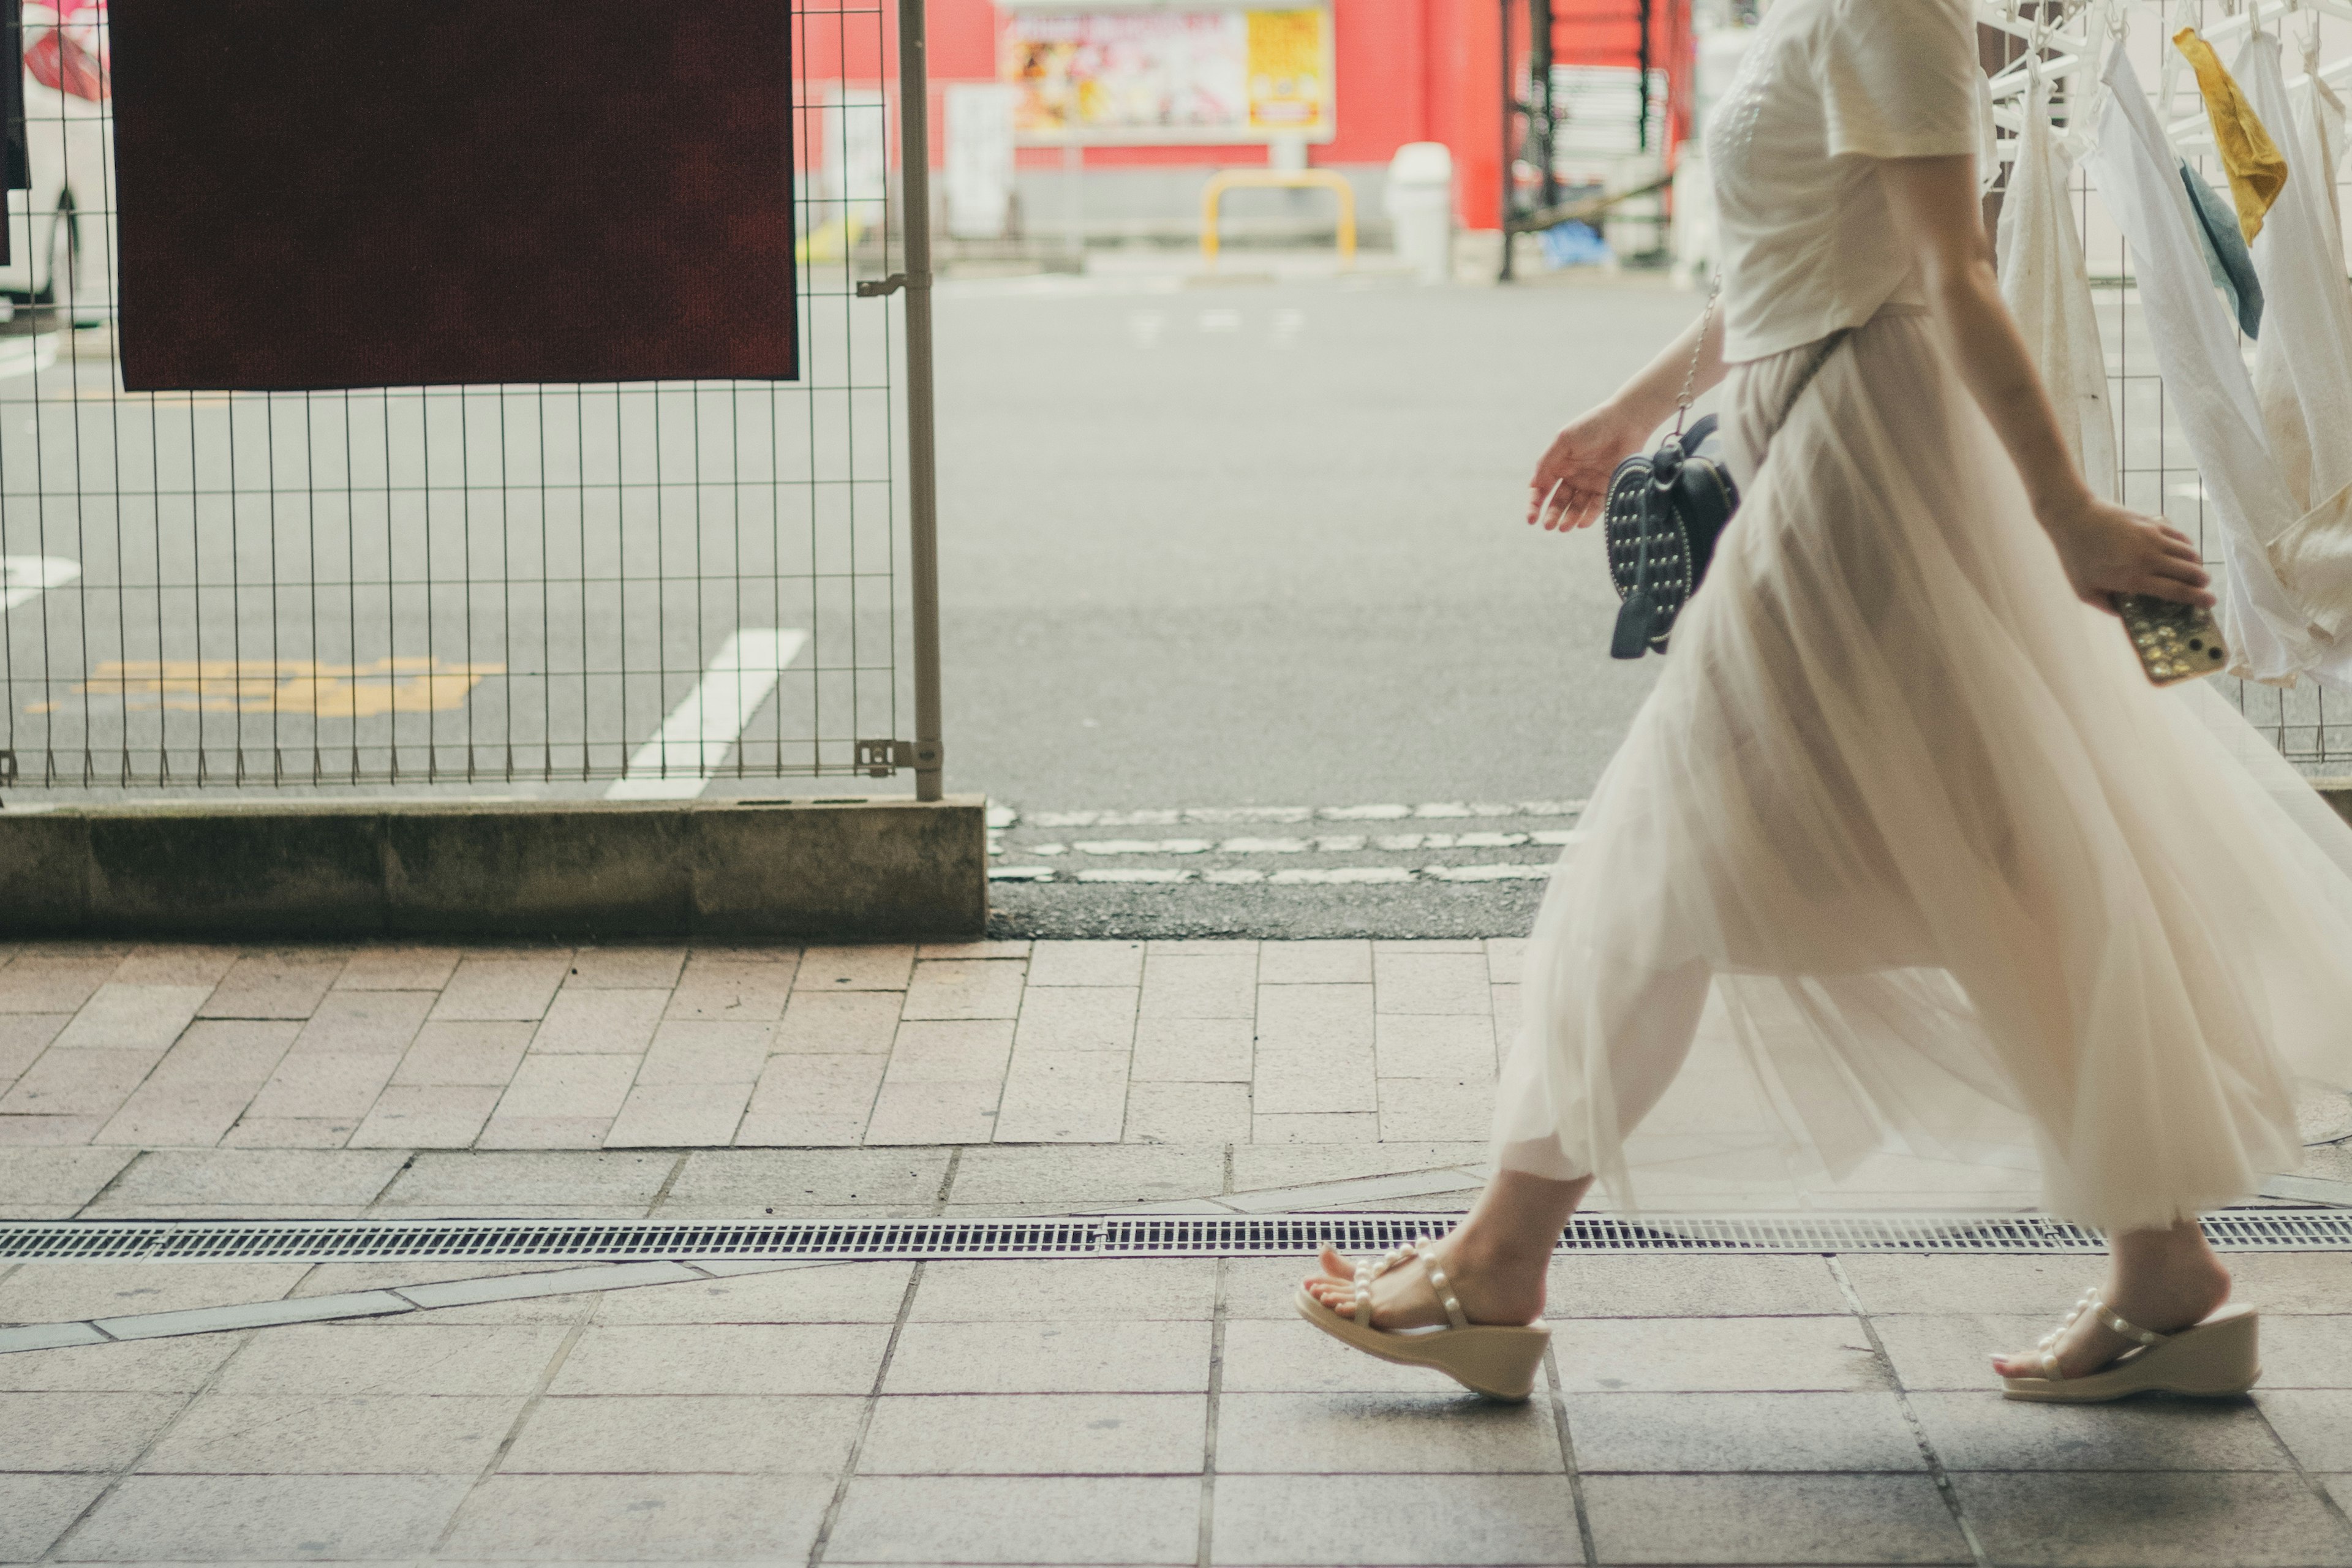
top-left (1001, 6), bottom-right (1332, 144)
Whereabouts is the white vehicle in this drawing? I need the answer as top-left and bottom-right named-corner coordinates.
top-left (1, 0), bottom-right (110, 323)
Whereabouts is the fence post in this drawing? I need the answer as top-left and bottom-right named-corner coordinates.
top-left (897, 0), bottom-right (946, 802)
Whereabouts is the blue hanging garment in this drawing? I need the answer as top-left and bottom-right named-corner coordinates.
top-left (2178, 158), bottom-right (2266, 337)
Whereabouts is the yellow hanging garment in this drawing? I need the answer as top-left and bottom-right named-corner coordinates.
top-left (2174, 28), bottom-right (2290, 242)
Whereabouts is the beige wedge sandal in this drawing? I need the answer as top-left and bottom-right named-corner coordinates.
top-left (1292, 1237), bottom-right (1551, 1402)
top-left (1999, 1288), bottom-right (2260, 1403)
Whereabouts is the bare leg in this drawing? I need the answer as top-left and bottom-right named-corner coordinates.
top-left (1991, 1219), bottom-right (2233, 1379)
top-left (1300, 1170), bottom-right (1594, 1329)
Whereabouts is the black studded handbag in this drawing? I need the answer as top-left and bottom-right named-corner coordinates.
top-left (1602, 274), bottom-right (1845, 659)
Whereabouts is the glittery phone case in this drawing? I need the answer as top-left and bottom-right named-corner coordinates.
top-left (2115, 594), bottom-right (2228, 686)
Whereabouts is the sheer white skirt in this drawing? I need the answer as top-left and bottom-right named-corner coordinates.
top-left (1495, 306), bottom-right (2352, 1232)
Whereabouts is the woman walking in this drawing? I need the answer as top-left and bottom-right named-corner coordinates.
top-left (1300, 0), bottom-right (2352, 1402)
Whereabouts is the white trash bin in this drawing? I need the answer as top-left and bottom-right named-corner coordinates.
top-left (1384, 141), bottom-right (1454, 285)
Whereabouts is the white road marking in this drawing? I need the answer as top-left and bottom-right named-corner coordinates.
top-left (1199, 309), bottom-right (1241, 332)
top-left (1075, 868), bottom-right (1196, 883)
top-left (990, 861), bottom-right (1564, 886)
top-left (605, 628), bottom-right (807, 801)
top-left (1, 555), bottom-right (78, 614)
top-left (1219, 837), bottom-right (1311, 854)
top-left (1272, 309), bottom-right (1306, 346)
top-left (1272, 867), bottom-right (1414, 884)
top-left (1129, 311), bottom-right (1166, 348)
top-left (1076, 838), bottom-right (1214, 855)
top-left (1421, 863), bottom-right (1556, 881)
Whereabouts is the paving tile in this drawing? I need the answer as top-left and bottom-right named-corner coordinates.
top-left (880, 1019), bottom-right (1015, 1084)
top-left (1544, 1254), bottom-right (1850, 1319)
top-left (664, 1147), bottom-right (951, 1208)
top-left (1213, 1474), bottom-right (1580, 1566)
top-left (794, 944), bottom-right (912, 992)
top-left (994, 1050), bottom-right (1129, 1142)
top-left (485, 1054), bottom-right (640, 1120)
top-left (883, 1319), bottom-right (1210, 1393)
top-left (429, 954), bottom-right (568, 1022)
top-left (137, 1393), bottom-right (525, 1474)
top-left (214, 1322), bottom-right (570, 1395)
top-left (390, 1020), bottom-right (533, 1087)
top-left (1485, 937), bottom-right (1527, 984)
top-left (1953, 1471), bottom-right (2352, 1567)
top-left (1255, 1046), bottom-right (1377, 1115)
top-left (1228, 1142), bottom-right (1485, 1194)
top-left (61, 1473), bottom-right (474, 1561)
top-left (1909, 1389), bottom-right (2290, 1470)
top-left (2225, 1253), bottom-right (2352, 1314)
top-left (549, 1322), bottom-right (891, 1395)
top-left (1874, 1313), bottom-right (2085, 1392)
top-left (199, 950), bottom-right (347, 1020)
top-left (863, 1080), bottom-right (1001, 1144)
top-left (1220, 1316), bottom-right (1471, 1393)
top-left (860, 1392), bottom-right (1205, 1475)
top-left (1139, 951), bottom-right (1256, 1019)
top-left (0, 954), bottom-right (123, 1014)
top-left (440, 1471), bottom-right (834, 1561)
top-left (1378, 1074), bottom-right (1496, 1140)
top-left (0, 1047), bottom-right (162, 1117)
top-left (113, 943), bottom-right (241, 987)
top-left (378, 1150), bottom-right (677, 1207)
top-left (2243, 1314), bottom-right (2352, 1386)
top-left (220, 1115), bottom-right (359, 1148)
top-left (1556, 1314), bottom-right (1886, 1393)
top-left (1253, 1112), bottom-right (1381, 1142)
top-left (562, 945), bottom-right (687, 989)
top-left (103, 1148), bottom-right (409, 1205)
top-left (597, 1262), bottom-right (913, 1323)
top-left (1025, 939), bottom-right (1145, 988)
top-left (1491, 983), bottom-right (1521, 1059)
top-left (1585, 1474), bottom-right (1969, 1566)
top-left (919, 939), bottom-right (1033, 960)
top-left (0, 1112), bottom-right (105, 1144)
top-left (1569, 1390), bottom-right (1923, 1472)
top-left (0, 1474), bottom-right (109, 1562)
top-left (604, 1081), bottom-right (752, 1147)
top-left (287, 990), bottom-right (434, 1054)
top-left (96, 1020), bottom-right (299, 1145)
top-left (0, 1012), bottom-right (69, 1079)
top-left (0, 1329), bottom-right (246, 1391)
top-left (502, 1392), bottom-right (863, 1472)
top-left (0, 1146), bottom-right (135, 1214)
top-left (636, 1020), bottom-right (773, 1083)
top-left (243, 1050), bottom-right (398, 1120)
top-left (0, 1260), bottom-right (308, 1327)
top-left (1373, 1013), bottom-right (1500, 1079)
top-left (53, 983), bottom-right (213, 1050)
top-left (738, 1054), bottom-right (886, 1145)
top-left (334, 946), bottom-right (460, 991)
top-left (827, 1475), bottom-right (1200, 1565)
top-left (1256, 982), bottom-right (1372, 1055)
top-left (1125, 1080), bottom-right (1251, 1142)
top-left (0, 1390), bottom-right (186, 1469)
top-left (949, 1144), bottom-right (1224, 1205)
top-left (902, 958), bottom-right (1026, 1020)
top-left (1216, 1389), bottom-right (1560, 1472)
top-left (1837, 1254), bottom-right (2119, 1317)
top-left (2260, 1389), bottom-right (2352, 1470)
top-left (1013, 985), bottom-right (1138, 1051)
top-left (772, 990), bottom-right (903, 1056)
top-left (1256, 938), bottom-right (1373, 985)
top-left (1129, 1016), bottom-right (1253, 1083)
top-left (1373, 948), bottom-right (1493, 1015)
top-left (472, 1115), bottom-right (609, 1150)
top-left (911, 1259), bottom-right (1216, 1322)
top-left (347, 1085), bottom-right (500, 1148)
top-left (526, 986), bottom-right (669, 1054)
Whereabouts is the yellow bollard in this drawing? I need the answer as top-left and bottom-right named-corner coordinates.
top-left (1200, 169), bottom-right (1357, 268)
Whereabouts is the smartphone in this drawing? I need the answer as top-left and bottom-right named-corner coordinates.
top-left (2114, 593), bottom-right (2228, 686)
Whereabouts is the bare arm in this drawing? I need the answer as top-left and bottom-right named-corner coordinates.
top-left (1526, 301), bottom-right (1728, 531)
top-left (1879, 154), bottom-right (2212, 612)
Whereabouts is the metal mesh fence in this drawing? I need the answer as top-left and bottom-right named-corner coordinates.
top-left (0, 1), bottom-right (930, 794)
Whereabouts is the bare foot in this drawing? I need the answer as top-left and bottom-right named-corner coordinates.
top-left (1992, 1253), bottom-right (2233, 1380)
top-left (1300, 1238), bottom-right (1547, 1330)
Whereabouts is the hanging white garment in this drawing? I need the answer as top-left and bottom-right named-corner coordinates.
top-left (2084, 46), bottom-right (2315, 684)
top-left (2239, 28), bottom-right (2352, 659)
top-left (1997, 63), bottom-right (2119, 502)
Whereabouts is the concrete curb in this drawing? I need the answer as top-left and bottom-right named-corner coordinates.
top-left (0, 794), bottom-right (987, 940)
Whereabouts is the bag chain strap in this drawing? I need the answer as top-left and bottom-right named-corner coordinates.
top-left (1672, 270), bottom-right (1722, 437)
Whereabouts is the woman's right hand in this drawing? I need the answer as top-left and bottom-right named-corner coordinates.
top-left (2038, 491), bottom-right (2215, 616)
top-left (1528, 404), bottom-right (1653, 532)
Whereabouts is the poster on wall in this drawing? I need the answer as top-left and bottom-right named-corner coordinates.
top-left (1000, 6), bottom-right (1332, 145)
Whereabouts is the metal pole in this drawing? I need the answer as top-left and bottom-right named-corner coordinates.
top-left (1499, 0), bottom-right (1515, 281)
top-left (897, 0), bottom-right (946, 802)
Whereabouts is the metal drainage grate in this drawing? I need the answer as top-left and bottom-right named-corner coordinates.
top-left (4, 1210), bottom-right (2352, 1264)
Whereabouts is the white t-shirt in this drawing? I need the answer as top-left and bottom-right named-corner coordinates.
top-left (1705, 0), bottom-right (1982, 363)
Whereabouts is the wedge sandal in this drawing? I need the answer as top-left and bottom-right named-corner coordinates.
top-left (1999, 1289), bottom-right (2260, 1403)
top-left (1293, 1237), bottom-right (1551, 1402)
